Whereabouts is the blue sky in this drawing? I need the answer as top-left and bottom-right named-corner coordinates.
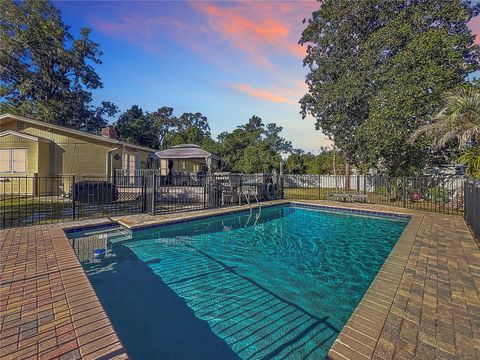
top-left (54, 1), bottom-right (480, 153)
top-left (54, 1), bottom-right (324, 152)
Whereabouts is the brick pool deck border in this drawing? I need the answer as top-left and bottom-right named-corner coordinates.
top-left (0, 222), bottom-right (127, 360)
top-left (1, 201), bottom-right (479, 359)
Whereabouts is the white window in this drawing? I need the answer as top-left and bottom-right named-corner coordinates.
top-left (0, 149), bottom-right (27, 173)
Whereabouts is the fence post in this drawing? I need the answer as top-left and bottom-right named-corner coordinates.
top-left (280, 174), bottom-right (284, 199)
top-left (318, 174), bottom-right (321, 200)
top-left (151, 173), bottom-right (157, 215)
top-left (203, 175), bottom-right (207, 209)
top-left (71, 175), bottom-right (76, 220)
top-left (33, 173), bottom-right (39, 197)
top-left (141, 175), bottom-right (146, 213)
top-left (402, 177), bottom-right (407, 208)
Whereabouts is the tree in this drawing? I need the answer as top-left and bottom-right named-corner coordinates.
top-left (412, 86), bottom-right (480, 149)
top-left (0, 0), bottom-right (117, 132)
top-left (115, 107), bottom-right (215, 150)
top-left (300, 0), bottom-right (480, 175)
top-left (148, 107), bottom-right (179, 147)
top-left (284, 148), bottom-right (346, 174)
top-left (216, 115), bottom-right (290, 173)
top-left (162, 112), bottom-right (212, 148)
top-left (264, 123), bottom-right (292, 154)
top-left (236, 142), bottom-right (280, 173)
top-left (459, 147), bottom-right (480, 178)
top-left (285, 149), bottom-right (307, 174)
top-left (115, 106), bottom-right (159, 149)
top-left (411, 86), bottom-right (480, 177)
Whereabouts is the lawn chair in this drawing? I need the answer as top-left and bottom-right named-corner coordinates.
top-left (330, 193), bottom-right (351, 202)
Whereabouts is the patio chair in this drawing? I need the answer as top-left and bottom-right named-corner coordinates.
top-left (330, 193), bottom-right (351, 202)
top-left (213, 173), bottom-right (241, 206)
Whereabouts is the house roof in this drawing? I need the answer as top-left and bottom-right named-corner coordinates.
top-left (0, 130), bottom-right (51, 142)
top-left (155, 144), bottom-right (220, 161)
top-left (0, 113), bottom-right (157, 152)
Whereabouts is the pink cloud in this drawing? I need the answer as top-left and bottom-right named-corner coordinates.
top-left (91, 12), bottom-right (166, 54)
top-left (192, 1), bottom-right (318, 68)
top-left (90, 1), bottom-right (319, 70)
top-left (230, 82), bottom-right (306, 104)
top-left (470, 16), bottom-right (480, 44)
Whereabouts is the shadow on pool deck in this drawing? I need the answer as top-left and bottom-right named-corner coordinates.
top-left (84, 254), bottom-right (239, 360)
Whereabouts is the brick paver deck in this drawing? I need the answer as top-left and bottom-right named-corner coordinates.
top-left (0, 224), bottom-right (127, 359)
top-left (1, 200), bottom-right (479, 359)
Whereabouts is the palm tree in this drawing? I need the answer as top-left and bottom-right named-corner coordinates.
top-left (412, 86), bottom-right (480, 148)
top-left (459, 147), bottom-right (480, 178)
top-left (411, 86), bottom-right (480, 177)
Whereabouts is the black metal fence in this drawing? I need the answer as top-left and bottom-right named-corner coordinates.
top-left (282, 174), bottom-right (466, 215)
top-left (465, 179), bottom-right (479, 240)
top-left (1, 173), bottom-right (477, 231)
top-left (0, 173), bottom-right (280, 229)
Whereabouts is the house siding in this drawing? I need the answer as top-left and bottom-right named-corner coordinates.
top-left (23, 124), bottom-right (112, 176)
top-left (20, 123), bottom-right (152, 177)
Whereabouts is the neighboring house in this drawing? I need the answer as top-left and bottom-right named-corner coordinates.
top-left (0, 113), bottom-right (157, 195)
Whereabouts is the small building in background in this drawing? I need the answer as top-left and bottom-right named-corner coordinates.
top-left (155, 144), bottom-right (220, 175)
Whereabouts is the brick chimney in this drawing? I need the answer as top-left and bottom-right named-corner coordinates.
top-left (101, 126), bottom-right (118, 140)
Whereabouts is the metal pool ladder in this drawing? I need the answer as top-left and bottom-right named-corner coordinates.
top-left (243, 190), bottom-right (261, 210)
top-left (243, 190), bottom-right (261, 226)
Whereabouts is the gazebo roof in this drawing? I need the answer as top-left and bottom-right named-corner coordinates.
top-left (155, 144), bottom-right (220, 161)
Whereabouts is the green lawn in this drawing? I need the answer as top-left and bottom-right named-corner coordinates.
top-left (0, 196), bottom-right (140, 229)
top-left (0, 197), bottom-right (72, 228)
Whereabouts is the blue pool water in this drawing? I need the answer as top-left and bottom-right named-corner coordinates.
top-left (68, 205), bottom-right (408, 359)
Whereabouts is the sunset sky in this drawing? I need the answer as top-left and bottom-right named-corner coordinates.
top-left (55, 1), bottom-right (480, 153)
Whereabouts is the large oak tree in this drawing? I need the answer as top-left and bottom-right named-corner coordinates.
top-left (0, 0), bottom-right (116, 132)
top-left (300, 0), bottom-right (480, 175)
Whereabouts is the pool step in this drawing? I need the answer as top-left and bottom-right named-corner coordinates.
top-left (107, 228), bottom-right (133, 244)
top-left (69, 226), bottom-right (132, 244)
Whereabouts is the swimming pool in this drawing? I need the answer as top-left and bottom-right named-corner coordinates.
top-left (68, 204), bottom-right (409, 359)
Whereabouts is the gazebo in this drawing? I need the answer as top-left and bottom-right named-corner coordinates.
top-left (155, 144), bottom-right (220, 175)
